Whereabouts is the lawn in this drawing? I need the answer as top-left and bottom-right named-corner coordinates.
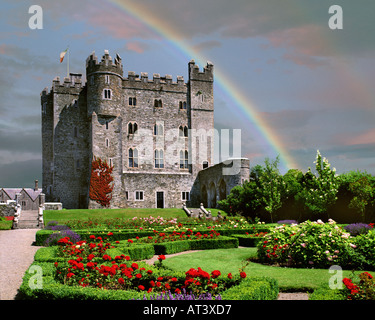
top-left (163, 247), bottom-right (368, 292)
top-left (44, 208), bottom-right (226, 225)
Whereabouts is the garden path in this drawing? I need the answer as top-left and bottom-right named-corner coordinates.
top-left (0, 229), bottom-right (42, 300)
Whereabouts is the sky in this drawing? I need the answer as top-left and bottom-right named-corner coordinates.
top-left (0, 0), bottom-right (374, 187)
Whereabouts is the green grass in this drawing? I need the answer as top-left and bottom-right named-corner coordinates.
top-left (43, 207), bottom-right (225, 225)
top-left (163, 247), bottom-right (369, 292)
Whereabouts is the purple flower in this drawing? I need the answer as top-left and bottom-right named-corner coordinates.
top-left (344, 223), bottom-right (371, 236)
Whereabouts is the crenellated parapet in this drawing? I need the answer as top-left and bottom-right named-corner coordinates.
top-left (123, 71), bottom-right (186, 92)
top-left (188, 60), bottom-right (214, 82)
top-left (86, 50), bottom-right (123, 78)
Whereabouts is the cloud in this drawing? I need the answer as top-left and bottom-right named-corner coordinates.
top-left (193, 40), bottom-right (222, 52)
top-left (125, 41), bottom-right (150, 54)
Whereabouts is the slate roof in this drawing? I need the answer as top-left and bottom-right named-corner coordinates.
top-left (1, 188), bottom-right (42, 202)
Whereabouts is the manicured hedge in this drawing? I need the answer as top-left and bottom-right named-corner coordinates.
top-left (221, 277), bottom-right (279, 300)
top-left (309, 285), bottom-right (347, 300)
top-left (153, 236), bottom-right (239, 255)
top-left (230, 234), bottom-right (263, 247)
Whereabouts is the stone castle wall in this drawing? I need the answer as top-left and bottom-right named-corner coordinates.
top-left (41, 50), bottom-right (247, 209)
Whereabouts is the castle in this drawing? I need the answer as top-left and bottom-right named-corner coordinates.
top-left (41, 50), bottom-right (249, 209)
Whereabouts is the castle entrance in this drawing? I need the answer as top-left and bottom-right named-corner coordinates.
top-left (156, 191), bottom-right (164, 208)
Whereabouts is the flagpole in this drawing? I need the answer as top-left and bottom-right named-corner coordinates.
top-left (67, 46), bottom-right (70, 78)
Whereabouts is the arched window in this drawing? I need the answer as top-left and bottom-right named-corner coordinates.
top-left (128, 122), bottom-right (138, 134)
top-left (179, 126), bottom-right (188, 137)
top-left (129, 148), bottom-right (138, 168)
top-left (154, 124), bottom-right (164, 136)
top-left (180, 150), bottom-right (188, 169)
top-left (154, 149), bottom-right (164, 168)
top-left (179, 101), bottom-right (187, 110)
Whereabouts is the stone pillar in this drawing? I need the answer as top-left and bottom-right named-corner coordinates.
top-left (39, 193), bottom-right (45, 206)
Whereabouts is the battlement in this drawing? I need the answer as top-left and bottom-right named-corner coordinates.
top-left (50, 73), bottom-right (84, 94)
top-left (86, 50), bottom-right (123, 77)
top-left (188, 60), bottom-right (214, 82)
top-left (124, 71), bottom-right (185, 87)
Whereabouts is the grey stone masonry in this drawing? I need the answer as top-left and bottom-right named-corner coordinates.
top-left (41, 50), bottom-right (249, 209)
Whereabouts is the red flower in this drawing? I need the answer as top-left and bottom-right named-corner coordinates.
top-left (211, 270), bottom-right (221, 279)
top-left (66, 272), bottom-right (75, 278)
top-left (118, 278), bottom-right (125, 285)
top-left (147, 270), bottom-right (153, 275)
top-left (136, 273), bottom-right (142, 279)
top-left (227, 273), bottom-right (233, 279)
top-left (240, 272), bottom-right (247, 279)
top-left (128, 239), bottom-right (133, 243)
top-left (156, 281), bottom-right (162, 287)
top-left (89, 235), bottom-right (96, 240)
top-left (158, 255), bottom-right (166, 261)
top-left (131, 263), bottom-right (139, 269)
top-left (138, 285), bottom-right (145, 291)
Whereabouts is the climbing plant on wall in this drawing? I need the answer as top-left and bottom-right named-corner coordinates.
top-left (89, 157), bottom-right (114, 207)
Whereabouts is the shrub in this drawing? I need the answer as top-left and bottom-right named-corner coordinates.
top-left (257, 219), bottom-right (357, 268)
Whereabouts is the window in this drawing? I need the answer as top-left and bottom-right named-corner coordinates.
top-left (154, 99), bottom-right (162, 108)
top-left (105, 121), bottom-right (109, 130)
top-left (103, 89), bottom-right (112, 100)
top-left (106, 138), bottom-right (109, 148)
top-left (109, 158), bottom-right (113, 168)
top-left (90, 76), bottom-right (94, 85)
top-left (105, 75), bottom-right (110, 84)
top-left (181, 192), bottom-right (190, 201)
top-left (129, 97), bottom-right (137, 106)
top-left (73, 127), bottom-right (78, 138)
top-left (155, 149), bottom-right (164, 168)
top-left (125, 191), bottom-right (129, 200)
top-left (135, 191), bottom-right (144, 201)
top-left (21, 201), bottom-right (26, 208)
top-left (76, 159), bottom-right (80, 170)
top-left (129, 148), bottom-right (138, 168)
top-left (42, 102), bottom-right (47, 114)
top-left (179, 101), bottom-right (187, 110)
top-left (154, 124), bottom-right (164, 136)
top-left (179, 125), bottom-right (188, 137)
top-left (180, 150), bottom-right (188, 169)
top-left (128, 122), bottom-right (138, 134)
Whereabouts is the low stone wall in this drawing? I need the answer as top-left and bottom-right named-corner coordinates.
top-left (44, 202), bottom-right (63, 210)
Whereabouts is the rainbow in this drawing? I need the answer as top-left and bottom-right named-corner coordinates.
top-left (107, 0), bottom-right (298, 171)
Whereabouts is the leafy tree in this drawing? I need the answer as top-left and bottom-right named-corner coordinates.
top-left (89, 157), bottom-right (114, 207)
top-left (258, 156), bottom-right (284, 223)
top-left (298, 150), bottom-right (339, 217)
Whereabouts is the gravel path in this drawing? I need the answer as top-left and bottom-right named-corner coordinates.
top-left (0, 229), bottom-right (42, 300)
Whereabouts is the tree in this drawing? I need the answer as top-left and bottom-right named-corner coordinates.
top-left (258, 155), bottom-right (284, 223)
top-left (298, 150), bottom-right (339, 217)
top-left (89, 157), bottom-right (114, 207)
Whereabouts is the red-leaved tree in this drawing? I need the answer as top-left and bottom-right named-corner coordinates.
top-left (89, 157), bottom-right (114, 207)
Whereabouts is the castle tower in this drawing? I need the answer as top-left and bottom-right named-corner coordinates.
top-left (86, 50), bottom-right (124, 208)
top-left (188, 60), bottom-right (214, 175)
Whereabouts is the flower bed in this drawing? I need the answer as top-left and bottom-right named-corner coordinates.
top-left (19, 233), bottom-right (278, 300)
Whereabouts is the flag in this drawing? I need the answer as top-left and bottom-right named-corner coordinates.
top-left (60, 48), bottom-right (68, 63)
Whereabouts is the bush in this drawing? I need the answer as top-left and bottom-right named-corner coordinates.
top-left (257, 219), bottom-right (358, 268)
top-left (231, 233), bottom-right (267, 247)
top-left (44, 229), bottom-right (81, 247)
top-left (221, 277), bottom-right (278, 300)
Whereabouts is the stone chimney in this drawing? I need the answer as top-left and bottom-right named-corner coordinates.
top-left (34, 180), bottom-right (39, 191)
